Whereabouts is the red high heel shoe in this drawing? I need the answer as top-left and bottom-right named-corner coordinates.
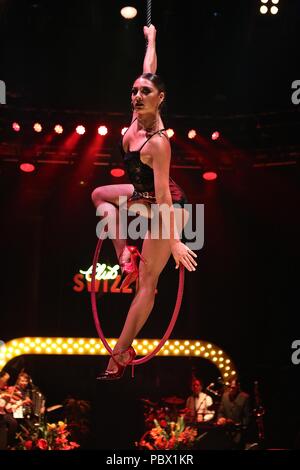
top-left (96, 346), bottom-right (136, 381)
top-left (119, 246), bottom-right (146, 290)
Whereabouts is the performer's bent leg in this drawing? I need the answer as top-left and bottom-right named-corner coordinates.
top-left (91, 184), bottom-right (134, 260)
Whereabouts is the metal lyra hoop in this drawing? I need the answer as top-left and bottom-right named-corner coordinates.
top-left (90, 234), bottom-right (185, 367)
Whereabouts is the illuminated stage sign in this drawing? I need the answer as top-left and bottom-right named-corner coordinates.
top-left (73, 263), bottom-right (134, 294)
top-left (0, 337), bottom-right (237, 382)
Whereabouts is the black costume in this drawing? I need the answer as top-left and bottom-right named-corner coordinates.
top-left (120, 118), bottom-right (187, 207)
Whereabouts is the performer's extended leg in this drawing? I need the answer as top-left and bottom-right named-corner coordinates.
top-left (91, 184), bottom-right (134, 260)
top-left (106, 207), bottom-right (189, 370)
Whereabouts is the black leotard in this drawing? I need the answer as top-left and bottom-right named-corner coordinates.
top-left (120, 119), bottom-right (188, 207)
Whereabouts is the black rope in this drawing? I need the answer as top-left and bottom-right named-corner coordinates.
top-left (146, 0), bottom-right (151, 27)
top-left (145, 0), bottom-right (152, 51)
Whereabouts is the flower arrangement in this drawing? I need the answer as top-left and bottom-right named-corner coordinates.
top-left (136, 416), bottom-right (200, 450)
top-left (13, 420), bottom-right (80, 450)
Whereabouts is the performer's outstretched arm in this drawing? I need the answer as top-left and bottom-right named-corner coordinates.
top-left (143, 25), bottom-right (157, 73)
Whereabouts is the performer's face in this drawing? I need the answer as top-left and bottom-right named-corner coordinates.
top-left (131, 77), bottom-right (164, 114)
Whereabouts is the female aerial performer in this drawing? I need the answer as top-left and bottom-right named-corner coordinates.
top-left (91, 25), bottom-right (198, 380)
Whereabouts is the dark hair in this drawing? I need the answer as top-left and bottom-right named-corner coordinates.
top-left (192, 378), bottom-right (202, 387)
top-left (0, 370), bottom-right (9, 379)
top-left (140, 73), bottom-right (166, 94)
top-left (138, 73), bottom-right (166, 111)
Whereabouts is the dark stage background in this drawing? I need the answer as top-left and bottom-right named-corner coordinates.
top-left (1, 164), bottom-right (299, 449)
top-left (1, 0), bottom-right (300, 450)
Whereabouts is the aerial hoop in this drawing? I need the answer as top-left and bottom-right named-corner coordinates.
top-left (90, 234), bottom-right (185, 367)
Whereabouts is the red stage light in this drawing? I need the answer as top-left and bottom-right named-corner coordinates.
top-left (98, 125), bottom-right (108, 136)
top-left (54, 124), bottom-right (63, 134)
top-left (203, 171), bottom-right (218, 181)
top-left (211, 131), bottom-right (220, 141)
top-left (33, 122), bottom-right (42, 133)
top-left (20, 163), bottom-right (35, 173)
top-left (111, 168), bottom-right (125, 177)
top-left (76, 125), bottom-right (86, 135)
top-left (12, 122), bottom-right (21, 132)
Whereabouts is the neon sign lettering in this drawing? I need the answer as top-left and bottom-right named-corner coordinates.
top-left (80, 263), bottom-right (120, 281)
top-left (73, 263), bottom-right (134, 294)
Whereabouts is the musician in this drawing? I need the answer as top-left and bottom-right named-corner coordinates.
top-left (216, 378), bottom-right (251, 448)
top-left (7, 372), bottom-right (45, 422)
top-left (185, 378), bottom-right (214, 424)
top-left (6, 372), bottom-right (33, 419)
top-left (0, 370), bottom-right (18, 449)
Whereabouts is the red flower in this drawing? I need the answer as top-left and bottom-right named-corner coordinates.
top-left (15, 421), bottom-right (80, 451)
top-left (69, 442), bottom-right (80, 449)
top-left (160, 420), bottom-right (167, 428)
top-left (37, 438), bottom-right (48, 450)
top-left (55, 437), bottom-right (68, 445)
top-left (24, 440), bottom-right (33, 450)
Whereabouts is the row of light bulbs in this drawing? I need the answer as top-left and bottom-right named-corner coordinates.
top-left (260, 0), bottom-right (280, 15)
top-left (0, 337), bottom-right (236, 380)
top-left (121, 4), bottom-right (281, 19)
top-left (10, 122), bottom-right (221, 141)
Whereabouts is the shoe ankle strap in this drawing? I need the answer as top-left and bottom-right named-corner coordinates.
top-left (112, 346), bottom-right (135, 366)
